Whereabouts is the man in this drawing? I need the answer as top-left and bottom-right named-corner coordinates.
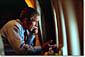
top-left (0, 7), bottom-right (56, 55)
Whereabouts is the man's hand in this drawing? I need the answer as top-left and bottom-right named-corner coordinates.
top-left (41, 40), bottom-right (53, 48)
top-left (22, 44), bottom-right (33, 51)
top-left (48, 44), bottom-right (56, 48)
top-left (31, 26), bottom-right (38, 34)
top-left (32, 29), bottom-right (38, 34)
top-left (41, 40), bottom-right (57, 49)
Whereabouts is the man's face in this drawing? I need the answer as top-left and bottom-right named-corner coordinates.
top-left (26, 14), bottom-right (39, 34)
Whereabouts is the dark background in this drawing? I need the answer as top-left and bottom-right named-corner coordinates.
top-left (0, 0), bottom-right (27, 28)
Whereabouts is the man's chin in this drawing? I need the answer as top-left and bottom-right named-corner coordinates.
top-left (28, 29), bottom-right (32, 33)
top-left (28, 29), bottom-right (34, 34)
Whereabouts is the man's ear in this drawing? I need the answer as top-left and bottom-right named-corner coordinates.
top-left (22, 17), bottom-right (28, 25)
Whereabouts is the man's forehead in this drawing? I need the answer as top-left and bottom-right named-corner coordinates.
top-left (33, 15), bottom-right (40, 21)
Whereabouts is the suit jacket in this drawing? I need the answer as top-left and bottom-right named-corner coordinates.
top-left (0, 19), bottom-right (41, 55)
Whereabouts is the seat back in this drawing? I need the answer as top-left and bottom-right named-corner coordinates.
top-left (0, 33), bottom-right (5, 55)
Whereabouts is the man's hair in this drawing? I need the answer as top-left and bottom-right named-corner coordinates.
top-left (19, 7), bottom-right (39, 21)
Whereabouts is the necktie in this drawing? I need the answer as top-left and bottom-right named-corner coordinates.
top-left (24, 29), bottom-right (30, 44)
